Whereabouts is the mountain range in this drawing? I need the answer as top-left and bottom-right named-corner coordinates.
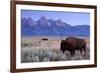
top-left (21, 16), bottom-right (90, 36)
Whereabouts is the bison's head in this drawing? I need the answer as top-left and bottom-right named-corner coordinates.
top-left (60, 40), bottom-right (66, 53)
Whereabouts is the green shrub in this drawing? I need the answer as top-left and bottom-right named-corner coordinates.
top-left (21, 48), bottom-right (90, 63)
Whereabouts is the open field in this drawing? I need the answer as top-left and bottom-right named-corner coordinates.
top-left (21, 36), bottom-right (90, 63)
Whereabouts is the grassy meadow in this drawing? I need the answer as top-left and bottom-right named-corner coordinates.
top-left (21, 36), bottom-right (90, 63)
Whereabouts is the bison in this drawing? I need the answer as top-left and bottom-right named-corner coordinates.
top-left (60, 37), bottom-right (86, 56)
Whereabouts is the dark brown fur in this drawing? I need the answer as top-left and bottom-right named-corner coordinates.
top-left (60, 37), bottom-right (86, 56)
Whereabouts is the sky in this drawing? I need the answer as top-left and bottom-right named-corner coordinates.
top-left (21, 10), bottom-right (90, 26)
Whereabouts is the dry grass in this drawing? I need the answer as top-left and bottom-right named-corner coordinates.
top-left (21, 48), bottom-right (90, 63)
top-left (21, 36), bottom-right (90, 63)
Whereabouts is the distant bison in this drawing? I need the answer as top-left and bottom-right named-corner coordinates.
top-left (60, 37), bottom-right (86, 56)
top-left (42, 38), bottom-right (48, 41)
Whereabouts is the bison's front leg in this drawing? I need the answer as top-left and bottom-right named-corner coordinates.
top-left (70, 49), bottom-right (75, 56)
top-left (60, 46), bottom-right (65, 53)
top-left (62, 50), bottom-right (65, 53)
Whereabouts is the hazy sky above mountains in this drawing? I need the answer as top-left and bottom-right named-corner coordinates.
top-left (21, 10), bottom-right (90, 26)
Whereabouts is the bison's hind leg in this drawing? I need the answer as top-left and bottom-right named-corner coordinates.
top-left (83, 48), bottom-right (86, 56)
top-left (80, 48), bottom-right (83, 54)
top-left (80, 47), bottom-right (86, 56)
